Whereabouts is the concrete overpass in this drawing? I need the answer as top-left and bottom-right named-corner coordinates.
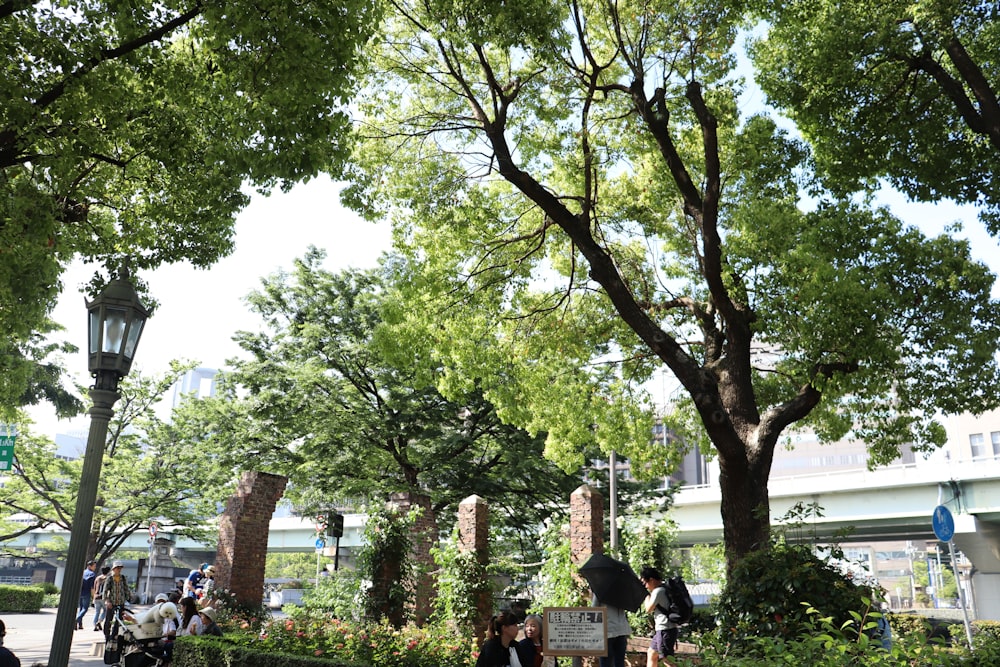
top-left (671, 457), bottom-right (1000, 619)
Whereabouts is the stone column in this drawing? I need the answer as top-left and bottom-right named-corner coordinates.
top-left (214, 471), bottom-right (288, 607)
top-left (459, 495), bottom-right (491, 644)
top-left (144, 535), bottom-right (177, 601)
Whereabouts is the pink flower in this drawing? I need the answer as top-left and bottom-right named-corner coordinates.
top-left (314, 649), bottom-right (323, 656)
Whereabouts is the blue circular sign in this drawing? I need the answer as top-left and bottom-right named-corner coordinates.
top-left (932, 505), bottom-right (955, 542)
top-left (315, 538), bottom-right (326, 551)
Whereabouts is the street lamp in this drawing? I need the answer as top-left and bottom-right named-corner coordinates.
top-left (48, 267), bottom-right (149, 667)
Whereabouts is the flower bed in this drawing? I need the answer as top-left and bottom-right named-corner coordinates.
top-left (233, 614), bottom-right (477, 667)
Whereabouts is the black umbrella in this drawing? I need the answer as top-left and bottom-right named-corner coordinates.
top-left (578, 552), bottom-right (647, 613)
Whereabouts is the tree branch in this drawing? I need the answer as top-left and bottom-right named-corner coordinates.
top-left (34, 3), bottom-right (204, 111)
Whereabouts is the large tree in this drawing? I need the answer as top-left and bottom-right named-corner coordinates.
top-left (1, 362), bottom-right (229, 562)
top-left (343, 0), bottom-right (1000, 569)
top-left (749, 0), bottom-right (1000, 230)
top-left (0, 0), bottom-right (379, 417)
top-left (172, 248), bottom-right (587, 540)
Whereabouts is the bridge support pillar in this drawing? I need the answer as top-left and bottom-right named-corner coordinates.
top-left (953, 514), bottom-right (1000, 620)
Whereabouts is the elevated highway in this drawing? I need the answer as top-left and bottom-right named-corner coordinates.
top-left (671, 457), bottom-right (1000, 619)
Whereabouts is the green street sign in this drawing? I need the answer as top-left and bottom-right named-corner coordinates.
top-left (0, 435), bottom-right (16, 471)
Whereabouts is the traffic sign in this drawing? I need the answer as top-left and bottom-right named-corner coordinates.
top-left (148, 522), bottom-right (158, 537)
top-left (0, 434), bottom-right (15, 471)
top-left (314, 538), bottom-right (326, 552)
top-left (932, 505), bottom-right (955, 542)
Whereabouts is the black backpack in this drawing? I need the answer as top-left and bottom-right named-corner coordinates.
top-left (655, 575), bottom-right (694, 625)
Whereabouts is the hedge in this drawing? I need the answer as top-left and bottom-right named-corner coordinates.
top-left (173, 636), bottom-right (363, 667)
top-left (0, 585), bottom-right (45, 613)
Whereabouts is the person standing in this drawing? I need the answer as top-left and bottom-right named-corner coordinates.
top-left (0, 619), bottom-right (19, 667)
top-left (92, 565), bottom-right (110, 631)
top-left (102, 561), bottom-right (131, 640)
top-left (183, 563), bottom-right (208, 598)
top-left (75, 560), bottom-right (97, 630)
top-left (640, 567), bottom-right (677, 667)
top-left (592, 594), bottom-right (630, 667)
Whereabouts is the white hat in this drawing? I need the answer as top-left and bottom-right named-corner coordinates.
top-left (199, 606), bottom-right (217, 622)
top-left (112, 560), bottom-right (124, 568)
top-left (154, 593), bottom-right (169, 602)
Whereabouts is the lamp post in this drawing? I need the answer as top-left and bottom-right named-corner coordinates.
top-left (48, 268), bottom-right (149, 667)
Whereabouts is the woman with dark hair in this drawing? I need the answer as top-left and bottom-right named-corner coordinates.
top-left (176, 597), bottom-right (201, 637)
top-left (475, 611), bottom-right (530, 667)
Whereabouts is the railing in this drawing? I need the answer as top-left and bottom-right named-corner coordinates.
top-left (677, 453), bottom-right (1000, 496)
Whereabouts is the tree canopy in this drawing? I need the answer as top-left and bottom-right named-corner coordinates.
top-left (343, 0), bottom-right (1000, 567)
top-left (0, 361), bottom-right (228, 562)
top-left (171, 248), bottom-right (587, 538)
top-left (750, 0), bottom-right (1000, 230)
top-left (0, 0), bottom-right (380, 417)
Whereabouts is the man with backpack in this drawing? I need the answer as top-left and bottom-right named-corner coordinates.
top-left (640, 567), bottom-right (677, 667)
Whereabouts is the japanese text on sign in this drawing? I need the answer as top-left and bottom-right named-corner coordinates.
top-left (543, 607), bottom-right (607, 656)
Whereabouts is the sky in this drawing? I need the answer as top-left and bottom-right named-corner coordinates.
top-left (25, 175), bottom-right (393, 438)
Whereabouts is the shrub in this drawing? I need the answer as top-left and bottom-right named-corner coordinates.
top-left (713, 541), bottom-right (873, 648)
top-left (0, 585), bottom-right (45, 612)
top-left (253, 613), bottom-right (475, 667)
top-left (300, 570), bottom-right (365, 622)
top-left (687, 604), bottom-right (963, 666)
top-left (888, 612), bottom-right (929, 637)
top-left (36, 581), bottom-right (59, 595)
top-left (173, 635), bottom-right (360, 667)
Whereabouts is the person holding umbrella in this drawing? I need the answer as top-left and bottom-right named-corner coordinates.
top-left (640, 567), bottom-right (677, 667)
top-left (578, 552), bottom-right (644, 667)
top-left (591, 592), bottom-right (630, 667)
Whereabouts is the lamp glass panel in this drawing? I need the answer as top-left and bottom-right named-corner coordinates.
top-left (123, 318), bottom-right (144, 359)
top-left (102, 307), bottom-right (128, 354)
top-left (89, 310), bottom-right (101, 354)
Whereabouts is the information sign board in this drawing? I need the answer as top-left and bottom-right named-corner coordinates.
top-left (542, 607), bottom-right (607, 657)
top-left (0, 434), bottom-right (15, 471)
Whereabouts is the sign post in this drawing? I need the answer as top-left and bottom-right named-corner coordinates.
top-left (144, 521), bottom-right (158, 604)
top-left (932, 505), bottom-right (973, 646)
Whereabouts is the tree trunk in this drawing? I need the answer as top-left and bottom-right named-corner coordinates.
top-left (717, 435), bottom-right (772, 573)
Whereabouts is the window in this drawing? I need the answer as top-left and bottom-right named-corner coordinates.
top-left (970, 433), bottom-right (985, 458)
top-left (992, 431), bottom-right (1000, 457)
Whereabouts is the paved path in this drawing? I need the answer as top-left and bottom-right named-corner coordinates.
top-left (2, 608), bottom-right (115, 666)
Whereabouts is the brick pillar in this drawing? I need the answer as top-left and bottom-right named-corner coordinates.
top-left (459, 494), bottom-right (491, 644)
top-left (570, 484), bottom-right (604, 566)
top-left (389, 491), bottom-right (438, 626)
top-left (215, 471), bottom-right (288, 607)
